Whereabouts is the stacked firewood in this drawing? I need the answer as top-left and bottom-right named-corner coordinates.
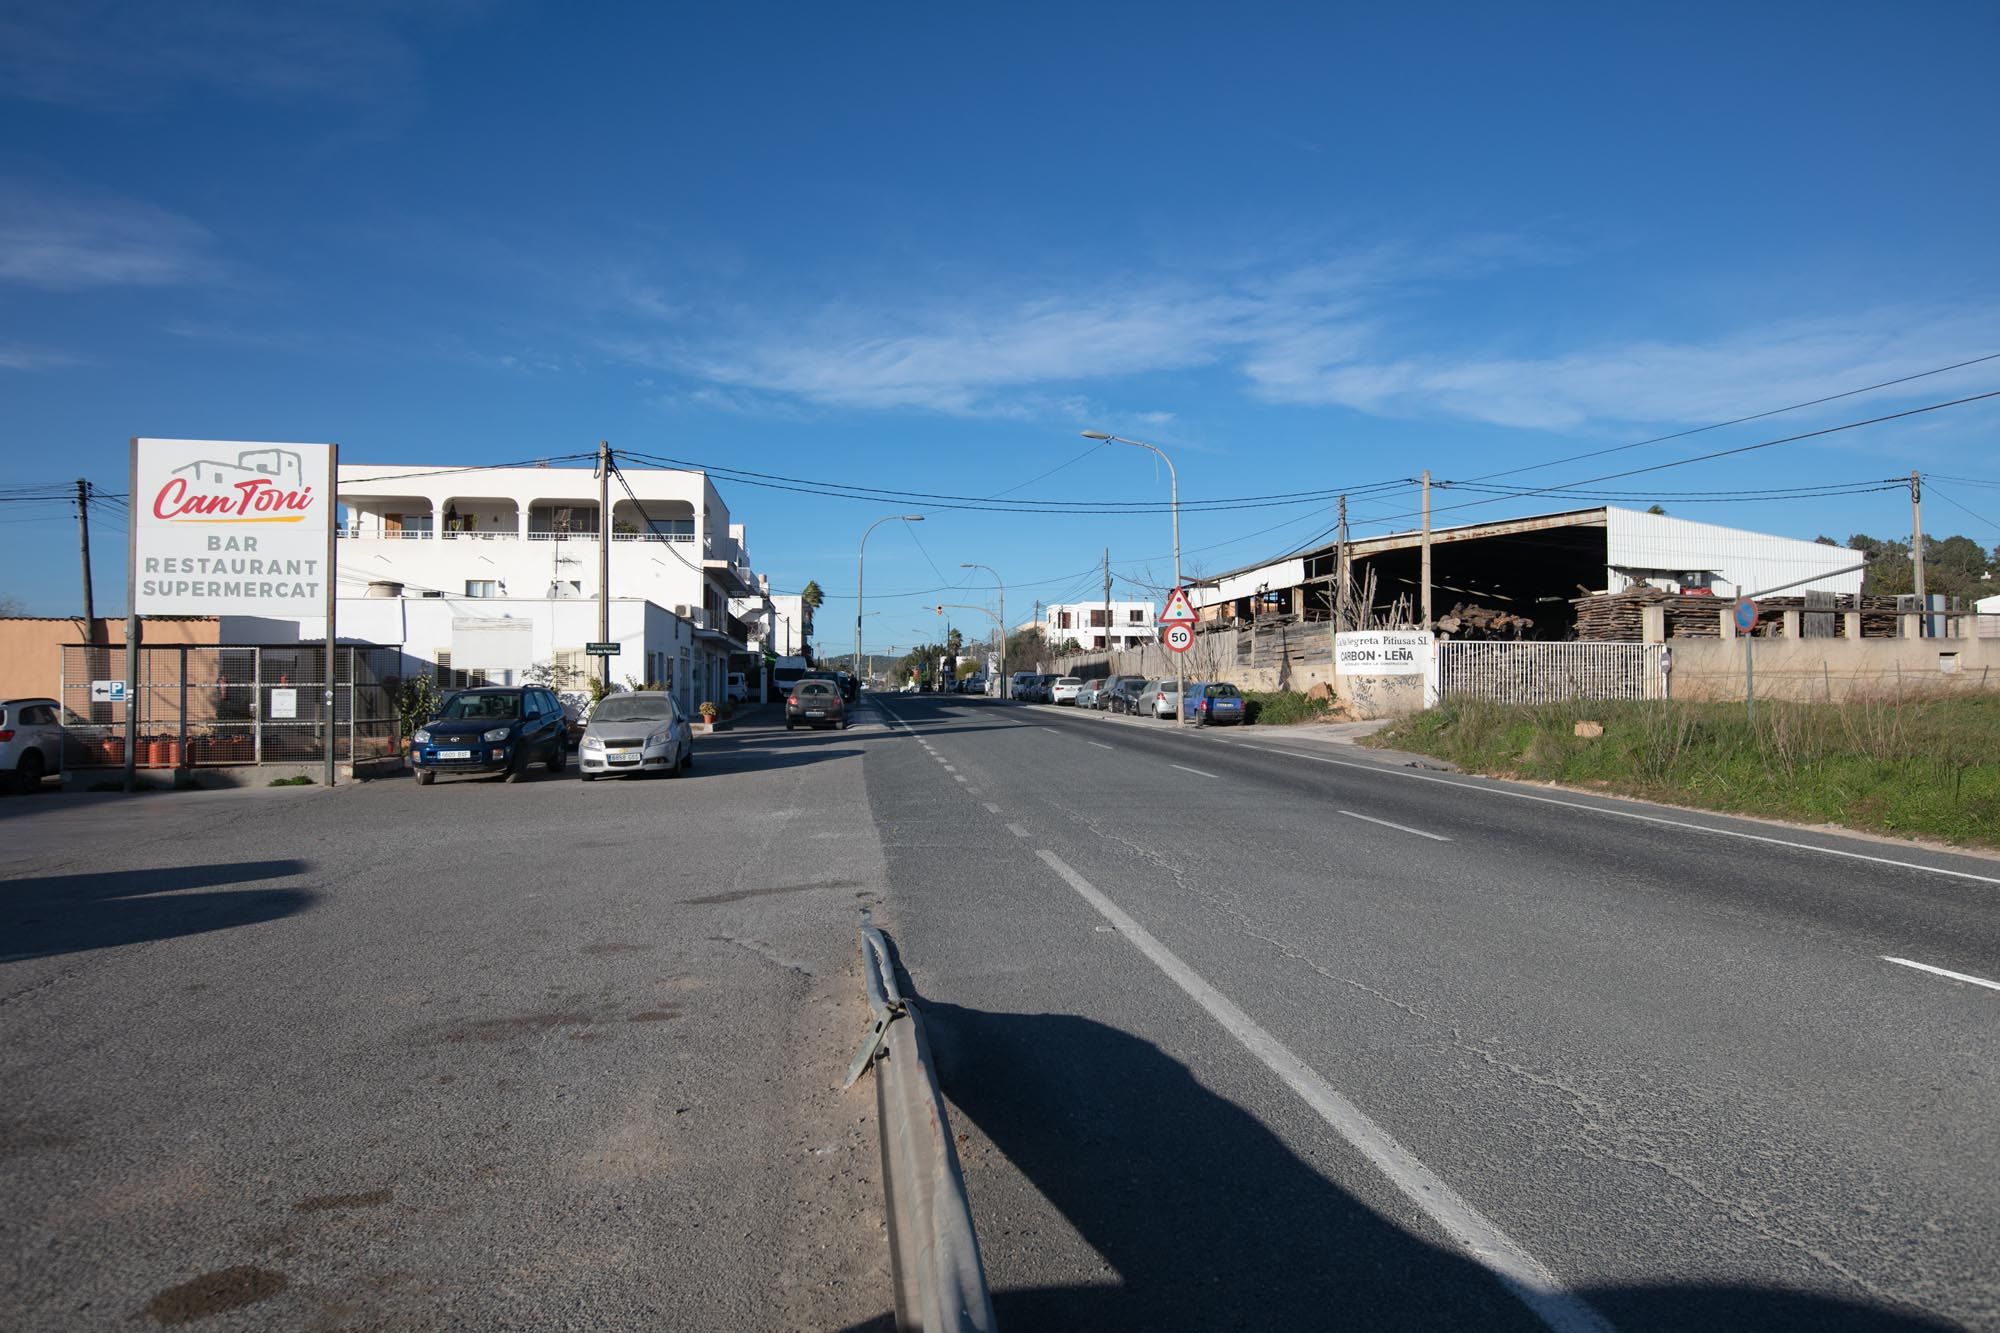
top-left (1433, 601), bottom-right (1535, 639)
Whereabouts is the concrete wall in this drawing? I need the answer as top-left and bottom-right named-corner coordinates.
top-left (1669, 635), bottom-right (1999, 702)
top-left (0, 616), bottom-right (219, 701)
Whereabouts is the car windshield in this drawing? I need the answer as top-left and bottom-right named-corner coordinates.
top-left (1057, 678), bottom-right (1081, 686)
top-left (436, 692), bottom-right (520, 720)
top-left (591, 695), bottom-right (676, 722)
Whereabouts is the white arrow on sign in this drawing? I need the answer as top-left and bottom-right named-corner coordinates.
top-left (1163, 623), bottom-right (1194, 653)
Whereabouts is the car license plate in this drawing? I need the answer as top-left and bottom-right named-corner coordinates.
top-left (438, 749), bottom-right (471, 760)
top-left (806, 709), bottom-right (825, 717)
top-left (609, 748), bottom-right (638, 761)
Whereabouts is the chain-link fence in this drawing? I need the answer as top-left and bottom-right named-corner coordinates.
top-left (58, 643), bottom-right (403, 769)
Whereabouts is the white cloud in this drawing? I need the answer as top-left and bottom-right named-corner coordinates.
top-left (0, 343), bottom-right (80, 371)
top-left (0, 182), bottom-right (218, 289)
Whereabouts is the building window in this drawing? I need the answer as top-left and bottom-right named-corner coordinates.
top-left (1128, 609), bottom-right (1144, 623)
top-left (1090, 609), bottom-right (1107, 627)
top-left (1058, 611), bottom-right (1072, 629)
top-left (464, 580), bottom-right (497, 598)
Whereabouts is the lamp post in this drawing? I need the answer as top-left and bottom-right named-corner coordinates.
top-left (959, 562), bottom-right (1006, 696)
top-left (858, 514), bottom-right (923, 691)
top-left (1083, 430), bottom-right (1186, 726)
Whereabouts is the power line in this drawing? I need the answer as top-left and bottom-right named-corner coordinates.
top-left (1925, 484), bottom-right (2000, 536)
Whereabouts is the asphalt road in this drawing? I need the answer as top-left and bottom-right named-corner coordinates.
top-left (5, 694), bottom-right (1996, 1330)
top-left (862, 693), bottom-right (1997, 1332)
top-left (1, 712), bottom-right (895, 1331)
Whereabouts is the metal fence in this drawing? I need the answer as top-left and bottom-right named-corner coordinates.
top-left (1435, 641), bottom-right (1667, 704)
top-left (58, 643), bottom-right (404, 769)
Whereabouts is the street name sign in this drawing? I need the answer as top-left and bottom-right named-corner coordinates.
top-left (133, 439), bottom-right (335, 616)
top-left (1334, 630), bottom-right (1432, 675)
top-left (1163, 623), bottom-right (1195, 653)
top-left (585, 641), bottom-right (621, 656)
top-left (1159, 587), bottom-right (1197, 625)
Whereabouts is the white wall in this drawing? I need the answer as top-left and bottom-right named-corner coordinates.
top-left (1605, 507), bottom-right (1862, 597)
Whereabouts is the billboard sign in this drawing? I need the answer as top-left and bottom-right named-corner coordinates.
top-left (132, 439), bottom-right (335, 617)
top-left (1334, 630), bottom-right (1433, 675)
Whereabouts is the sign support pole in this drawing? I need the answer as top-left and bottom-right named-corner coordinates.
top-left (124, 438), bottom-right (139, 793)
top-left (325, 442), bottom-right (339, 789)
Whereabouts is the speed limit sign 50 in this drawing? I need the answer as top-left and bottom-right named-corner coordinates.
top-left (1162, 623), bottom-right (1194, 653)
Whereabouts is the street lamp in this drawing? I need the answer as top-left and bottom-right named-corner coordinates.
top-left (1083, 430), bottom-right (1187, 726)
top-left (959, 562), bottom-right (1006, 696)
top-left (858, 515), bottom-right (923, 692)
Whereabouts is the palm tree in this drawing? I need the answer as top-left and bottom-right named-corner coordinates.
top-left (799, 580), bottom-right (824, 629)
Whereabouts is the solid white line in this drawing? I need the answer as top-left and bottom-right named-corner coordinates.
top-left (1088, 741), bottom-right (1114, 750)
top-left (1881, 956), bottom-right (2000, 992)
top-left (1033, 849), bottom-right (1611, 1333)
top-left (1170, 763), bottom-right (1218, 779)
top-left (1340, 810), bottom-right (1452, 842)
top-left (1237, 745), bottom-right (2000, 887)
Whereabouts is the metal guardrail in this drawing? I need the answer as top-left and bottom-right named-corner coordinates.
top-left (847, 924), bottom-right (996, 1333)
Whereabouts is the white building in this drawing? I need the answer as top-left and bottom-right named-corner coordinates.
top-left (240, 461), bottom-right (762, 707)
top-left (1041, 600), bottom-right (1158, 651)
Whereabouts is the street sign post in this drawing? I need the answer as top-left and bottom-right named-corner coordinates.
top-left (1162, 623), bottom-right (1194, 654)
top-left (585, 641), bottom-right (621, 657)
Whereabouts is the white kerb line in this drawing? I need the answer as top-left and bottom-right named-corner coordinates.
top-left (1881, 956), bottom-right (2000, 992)
top-left (1235, 745), bottom-right (2000, 888)
top-left (1035, 848), bottom-right (1614, 1333)
top-left (1088, 741), bottom-right (1114, 750)
top-left (1170, 763), bottom-right (1218, 779)
top-left (1340, 810), bottom-right (1452, 842)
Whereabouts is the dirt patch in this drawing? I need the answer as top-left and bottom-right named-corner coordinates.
top-left (626, 1009), bottom-right (682, 1022)
top-left (581, 942), bottom-right (649, 956)
top-left (293, 1188), bottom-right (393, 1213)
top-left (143, 1266), bottom-right (287, 1324)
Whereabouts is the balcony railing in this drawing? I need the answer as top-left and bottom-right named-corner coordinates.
top-left (338, 529), bottom-right (431, 540)
top-left (610, 530), bottom-right (695, 542)
top-left (526, 530), bottom-right (601, 541)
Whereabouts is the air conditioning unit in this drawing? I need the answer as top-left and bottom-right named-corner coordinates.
top-left (674, 604), bottom-right (692, 618)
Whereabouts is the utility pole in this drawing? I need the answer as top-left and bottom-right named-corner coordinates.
top-left (1910, 470), bottom-right (1927, 637)
top-left (1102, 547), bottom-right (1112, 662)
top-left (75, 479), bottom-right (97, 642)
top-left (597, 440), bottom-right (612, 690)
top-left (1334, 493), bottom-right (1349, 635)
top-left (1419, 470), bottom-right (1432, 630)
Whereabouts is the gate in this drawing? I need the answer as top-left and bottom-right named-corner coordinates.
top-left (59, 643), bottom-right (404, 769)
top-left (1435, 641), bottom-right (1666, 704)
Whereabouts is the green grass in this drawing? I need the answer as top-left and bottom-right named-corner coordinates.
top-left (1242, 690), bottom-right (1338, 726)
top-left (1368, 694), bottom-right (2000, 848)
top-left (267, 775), bottom-right (316, 787)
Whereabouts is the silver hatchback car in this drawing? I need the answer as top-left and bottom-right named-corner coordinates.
top-left (1, 697), bottom-right (64, 792)
top-left (579, 691), bottom-right (693, 781)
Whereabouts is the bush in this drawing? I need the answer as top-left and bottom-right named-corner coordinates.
top-left (1241, 690), bottom-right (1337, 726)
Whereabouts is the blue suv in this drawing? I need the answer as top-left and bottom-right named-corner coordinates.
top-left (411, 686), bottom-right (569, 785)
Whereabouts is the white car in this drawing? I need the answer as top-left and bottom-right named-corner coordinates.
top-left (1148, 680), bottom-right (1184, 719)
top-left (579, 691), bottom-right (693, 781)
top-left (725, 672), bottom-right (749, 705)
top-left (1050, 676), bottom-right (1083, 705)
top-left (1, 697), bottom-right (64, 792)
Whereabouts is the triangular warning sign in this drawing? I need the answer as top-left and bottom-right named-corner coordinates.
top-left (1159, 587), bottom-right (1197, 624)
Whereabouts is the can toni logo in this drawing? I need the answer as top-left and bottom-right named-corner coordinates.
top-left (151, 447), bottom-right (315, 522)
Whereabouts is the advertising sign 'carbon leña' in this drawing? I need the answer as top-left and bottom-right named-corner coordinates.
top-left (1334, 630), bottom-right (1433, 675)
top-left (133, 439), bottom-right (335, 617)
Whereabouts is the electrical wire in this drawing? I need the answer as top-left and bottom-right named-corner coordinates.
top-left (1925, 484), bottom-right (2000, 536)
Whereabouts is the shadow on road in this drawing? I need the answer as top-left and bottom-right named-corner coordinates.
top-left (0, 859), bottom-right (316, 964)
top-left (842, 994), bottom-right (1954, 1332)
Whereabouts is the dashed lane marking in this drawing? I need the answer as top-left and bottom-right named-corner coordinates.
top-left (1339, 810), bottom-right (1452, 842)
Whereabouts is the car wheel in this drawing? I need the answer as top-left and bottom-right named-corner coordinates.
top-left (548, 743), bottom-right (566, 774)
top-left (17, 749), bottom-right (46, 792)
top-left (418, 770), bottom-right (436, 786)
top-left (581, 772), bottom-right (597, 782)
top-left (504, 756), bottom-right (528, 783)
top-left (785, 719), bottom-right (794, 731)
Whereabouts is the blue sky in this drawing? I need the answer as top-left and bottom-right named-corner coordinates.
top-left (4, 2), bottom-right (1999, 654)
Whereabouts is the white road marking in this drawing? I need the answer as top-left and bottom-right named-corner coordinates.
top-left (1339, 810), bottom-right (1452, 842)
top-left (1235, 744), bottom-right (2000, 887)
top-left (983, 802), bottom-right (1002, 814)
top-left (1088, 741), bottom-right (1113, 750)
top-left (1034, 849), bottom-right (1613, 1333)
top-left (1881, 956), bottom-right (2000, 992)
top-left (1170, 763), bottom-right (1218, 779)
top-left (941, 763), bottom-right (956, 772)
top-left (953, 775), bottom-right (967, 783)
top-left (1006, 823), bottom-right (1030, 838)
top-left (966, 788), bottom-right (982, 796)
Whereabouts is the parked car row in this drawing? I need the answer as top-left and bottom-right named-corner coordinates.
top-left (1010, 674), bottom-right (1247, 725)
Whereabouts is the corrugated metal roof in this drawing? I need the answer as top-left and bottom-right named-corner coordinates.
top-left (1604, 507), bottom-right (1861, 596)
